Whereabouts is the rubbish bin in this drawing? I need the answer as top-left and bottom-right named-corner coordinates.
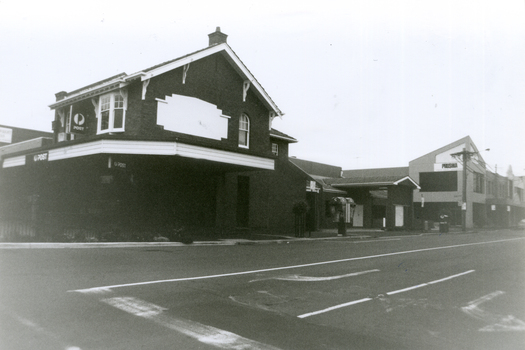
top-left (439, 222), bottom-right (449, 233)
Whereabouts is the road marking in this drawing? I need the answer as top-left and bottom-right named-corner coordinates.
top-left (297, 298), bottom-right (373, 318)
top-left (7, 312), bottom-right (83, 350)
top-left (385, 283), bottom-right (428, 295)
top-left (249, 269), bottom-right (380, 282)
top-left (70, 237), bottom-right (524, 293)
top-left (387, 270), bottom-right (475, 295)
top-left (102, 296), bottom-right (282, 350)
top-left (324, 238), bottom-right (401, 244)
top-left (461, 291), bottom-right (525, 332)
top-left (297, 270), bottom-right (475, 318)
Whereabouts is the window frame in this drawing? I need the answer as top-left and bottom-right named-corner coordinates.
top-left (271, 142), bottom-right (279, 156)
top-left (97, 91), bottom-right (127, 134)
top-left (473, 172), bottom-right (485, 194)
top-left (238, 113), bottom-right (250, 148)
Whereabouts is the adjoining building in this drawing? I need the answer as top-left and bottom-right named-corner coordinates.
top-left (485, 170), bottom-right (525, 228)
top-left (409, 136), bottom-right (525, 229)
top-left (0, 125), bottom-right (53, 158)
top-left (332, 167), bottom-right (420, 230)
top-left (288, 157), bottom-right (349, 232)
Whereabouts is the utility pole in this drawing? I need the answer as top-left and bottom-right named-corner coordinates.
top-left (451, 148), bottom-right (474, 232)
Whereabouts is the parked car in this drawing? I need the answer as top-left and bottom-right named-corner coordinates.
top-left (518, 219), bottom-right (525, 230)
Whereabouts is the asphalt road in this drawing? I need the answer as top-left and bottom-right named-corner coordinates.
top-left (1, 229), bottom-right (524, 350)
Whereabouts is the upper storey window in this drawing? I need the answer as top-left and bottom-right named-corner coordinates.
top-left (97, 91), bottom-right (127, 133)
top-left (239, 113), bottom-right (250, 148)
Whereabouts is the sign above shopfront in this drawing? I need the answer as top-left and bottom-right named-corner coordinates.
top-left (434, 162), bottom-right (462, 171)
top-left (26, 151), bottom-right (49, 165)
top-left (306, 180), bottom-right (319, 193)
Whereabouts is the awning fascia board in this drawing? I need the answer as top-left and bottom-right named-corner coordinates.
top-left (2, 140), bottom-right (274, 170)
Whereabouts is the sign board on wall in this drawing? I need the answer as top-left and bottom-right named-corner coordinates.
top-left (434, 143), bottom-right (465, 171)
top-left (26, 151), bottom-right (49, 165)
top-left (434, 162), bottom-right (463, 171)
top-left (70, 113), bottom-right (86, 134)
top-left (0, 127), bottom-right (13, 143)
top-left (306, 180), bottom-right (319, 193)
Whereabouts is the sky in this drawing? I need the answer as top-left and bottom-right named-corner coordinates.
top-left (1, 0), bottom-right (524, 175)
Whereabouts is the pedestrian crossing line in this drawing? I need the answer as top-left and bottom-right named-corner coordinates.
top-left (297, 270), bottom-right (475, 318)
top-left (102, 296), bottom-right (282, 350)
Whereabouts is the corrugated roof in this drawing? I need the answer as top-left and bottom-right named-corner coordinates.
top-left (342, 167), bottom-right (409, 179)
top-left (327, 174), bottom-right (420, 189)
top-left (310, 175), bottom-right (347, 194)
top-left (289, 158), bottom-right (342, 178)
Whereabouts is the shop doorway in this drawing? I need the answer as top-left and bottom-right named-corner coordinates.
top-left (353, 205), bottom-right (364, 227)
top-left (236, 176), bottom-right (250, 227)
top-left (395, 205), bottom-right (404, 227)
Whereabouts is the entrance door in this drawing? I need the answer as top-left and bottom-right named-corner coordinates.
top-left (395, 205), bottom-right (404, 227)
top-left (353, 205), bottom-right (364, 227)
top-left (236, 176), bottom-right (250, 227)
top-left (306, 192), bottom-right (318, 231)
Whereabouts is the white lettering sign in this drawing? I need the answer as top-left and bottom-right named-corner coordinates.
top-left (434, 162), bottom-right (463, 171)
top-left (27, 152), bottom-right (49, 164)
top-left (33, 153), bottom-right (48, 162)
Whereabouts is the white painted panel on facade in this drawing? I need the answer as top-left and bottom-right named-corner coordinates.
top-left (353, 205), bottom-right (364, 227)
top-left (157, 94), bottom-right (228, 140)
top-left (0, 127), bottom-right (13, 143)
top-left (434, 143), bottom-right (465, 171)
top-left (2, 155), bottom-right (25, 168)
top-left (395, 205), bottom-right (404, 227)
top-left (435, 143), bottom-right (465, 163)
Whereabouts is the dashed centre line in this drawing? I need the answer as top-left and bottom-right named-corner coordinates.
top-left (297, 270), bottom-right (475, 318)
top-left (70, 237), bottom-right (523, 294)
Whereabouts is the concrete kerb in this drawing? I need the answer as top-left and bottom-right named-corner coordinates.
top-left (2, 228), bottom-right (506, 249)
top-left (0, 234), bottom-right (373, 249)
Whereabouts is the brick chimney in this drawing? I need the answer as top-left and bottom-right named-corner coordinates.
top-left (55, 91), bottom-right (68, 101)
top-left (208, 27), bottom-right (228, 46)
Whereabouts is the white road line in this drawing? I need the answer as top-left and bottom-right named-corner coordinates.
top-left (70, 237), bottom-right (523, 293)
top-left (297, 270), bottom-right (475, 318)
top-left (328, 239), bottom-right (402, 244)
top-left (102, 296), bottom-right (282, 350)
top-left (427, 270), bottom-right (476, 284)
top-left (297, 298), bottom-right (373, 318)
top-left (386, 270), bottom-right (475, 295)
top-left (386, 284), bottom-right (428, 295)
top-left (249, 269), bottom-right (380, 282)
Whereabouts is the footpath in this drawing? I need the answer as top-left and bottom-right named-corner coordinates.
top-left (0, 227), bottom-right (492, 249)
